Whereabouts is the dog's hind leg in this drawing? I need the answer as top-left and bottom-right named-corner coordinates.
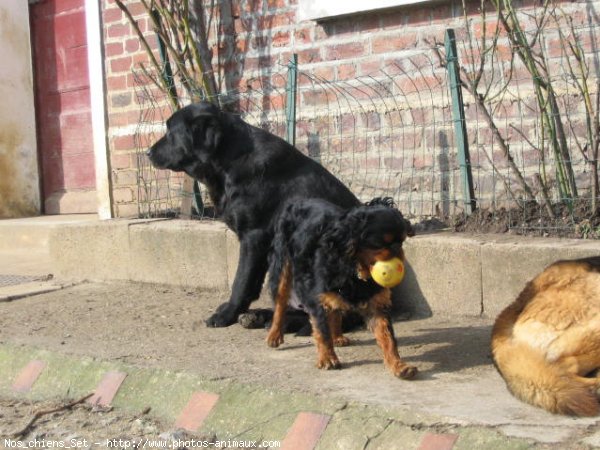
top-left (310, 312), bottom-right (341, 370)
top-left (367, 290), bottom-right (417, 380)
top-left (266, 261), bottom-right (291, 348)
top-left (206, 230), bottom-right (270, 327)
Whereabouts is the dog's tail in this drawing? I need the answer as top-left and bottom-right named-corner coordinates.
top-left (492, 301), bottom-right (600, 416)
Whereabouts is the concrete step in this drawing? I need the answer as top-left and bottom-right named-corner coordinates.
top-left (48, 219), bottom-right (600, 318)
top-left (0, 214), bottom-right (98, 251)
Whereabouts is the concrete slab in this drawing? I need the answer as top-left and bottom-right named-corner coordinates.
top-left (128, 220), bottom-right (230, 290)
top-left (49, 219), bottom-right (132, 282)
top-left (400, 234), bottom-right (483, 316)
top-left (0, 214), bottom-right (97, 250)
top-left (45, 220), bottom-right (600, 319)
top-left (480, 236), bottom-right (600, 317)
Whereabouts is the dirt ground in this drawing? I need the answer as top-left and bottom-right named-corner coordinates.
top-left (0, 281), bottom-right (493, 401)
top-left (0, 398), bottom-right (211, 449)
top-left (451, 201), bottom-right (600, 239)
top-left (2, 280), bottom-right (599, 447)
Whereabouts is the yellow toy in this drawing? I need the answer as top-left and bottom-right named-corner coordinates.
top-left (370, 257), bottom-right (405, 288)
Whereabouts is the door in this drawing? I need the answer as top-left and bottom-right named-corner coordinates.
top-left (30, 0), bottom-right (96, 214)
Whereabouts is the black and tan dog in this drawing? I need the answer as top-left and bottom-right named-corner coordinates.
top-left (265, 197), bottom-right (417, 379)
top-left (147, 102), bottom-right (359, 327)
top-left (492, 256), bottom-right (600, 416)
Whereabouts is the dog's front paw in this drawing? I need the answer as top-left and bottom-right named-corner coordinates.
top-left (391, 363), bottom-right (418, 380)
top-left (333, 336), bottom-right (351, 347)
top-left (316, 355), bottom-right (341, 370)
top-left (205, 303), bottom-right (238, 327)
top-left (266, 330), bottom-right (284, 348)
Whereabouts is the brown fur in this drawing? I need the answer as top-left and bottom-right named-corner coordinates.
top-left (266, 261), bottom-right (291, 348)
top-left (491, 257), bottom-right (600, 416)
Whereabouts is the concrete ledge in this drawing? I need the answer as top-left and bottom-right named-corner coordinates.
top-left (50, 219), bottom-right (233, 292)
top-left (50, 220), bottom-right (600, 317)
top-left (0, 214), bottom-right (97, 250)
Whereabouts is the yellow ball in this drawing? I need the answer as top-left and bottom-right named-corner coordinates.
top-left (370, 257), bottom-right (405, 288)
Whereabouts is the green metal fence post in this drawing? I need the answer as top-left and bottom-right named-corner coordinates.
top-left (286, 54), bottom-right (298, 146)
top-left (445, 29), bottom-right (476, 215)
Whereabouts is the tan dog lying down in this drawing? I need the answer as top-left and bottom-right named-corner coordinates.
top-left (492, 257), bottom-right (600, 416)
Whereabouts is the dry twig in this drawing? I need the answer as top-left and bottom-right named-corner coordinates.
top-left (10, 393), bottom-right (94, 439)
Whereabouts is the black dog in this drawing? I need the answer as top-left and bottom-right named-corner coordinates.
top-left (147, 101), bottom-right (359, 327)
top-left (265, 197), bottom-right (418, 379)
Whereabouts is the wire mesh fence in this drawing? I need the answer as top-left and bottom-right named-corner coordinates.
top-left (134, 12), bottom-right (600, 238)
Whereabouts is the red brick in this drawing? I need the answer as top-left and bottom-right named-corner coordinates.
top-left (103, 7), bottom-right (123, 23)
top-left (116, 203), bottom-right (140, 218)
top-left (266, 93), bottom-right (285, 110)
top-left (132, 52), bottom-right (151, 65)
top-left (110, 56), bottom-right (133, 73)
top-left (12, 361), bottom-right (46, 393)
top-left (107, 22), bottom-right (130, 39)
top-left (88, 372), bottom-right (127, 407)
top-left (111, 92), bottom-right (132, 108)
top-left (359, 59), bottom-right (381, 77)
top-left (298, 48), bottom-right (321, 64)
top-left (337, 63), bottom-right (356, 80)
top-left (418, 433), bottom-right (458, 450)
top-left (273, 30), bottom-right (290, 47)
top-left (112, 187), bottom-right (134, 203)
top-left (105, 42), bottom-right (124, 58)
top-left (109, 110), bottom-right (141, 127)
top-left (266, 0), bottom-right (287, 9)
top-left (271, 72), bottom-right (288, 88)
top-left (281, 412), bottom-right (330, 450)
top-left (106, 75), bottom-right (128, 90)
top-left (372, 33), bottom-right (417, 54)
top-left (125, 1), bottom-right (147, 17)
top-left (175, 392), bottom-right (220, 432)
top-left (125, 38), bottom-right (140, 53)
top-left (380, 9), bottom-right (408, 28)
top-left (258, 12), bottom-right (293, 30)
top-left (295, 27), bottom-right (312, 44)
top-left (114, 170), bottom-right (138, 187)
top-left (313, 65), bottom-right (335, 81)
top-left (325, 42), bottom-right (366, 61)
top-left (302, 89), bottom-right (329, 106)
top-left (111, 151), bottom-right (133, 168)
top-left (430, 4), bottom-right (456, 24)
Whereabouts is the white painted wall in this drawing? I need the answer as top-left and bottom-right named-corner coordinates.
top-left (0, 1), bottom-right (40, 218)
top-left (85, 0), bottom-right (113, 219)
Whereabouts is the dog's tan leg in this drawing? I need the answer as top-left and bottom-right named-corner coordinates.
top-left (310, 316), bottom-right (341, 369)
top-left (367, 290), bottom-right (417, 380)
top-left (328, 309), bottom-right (350, 347)
top-left (320, 293), bottom-right (351, 347)
top-left (266, 262), bottom-right (291, 348)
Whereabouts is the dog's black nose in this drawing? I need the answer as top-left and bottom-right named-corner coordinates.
top-left (146, 148), bottom-right (153, 157)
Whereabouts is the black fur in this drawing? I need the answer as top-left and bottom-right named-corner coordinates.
top-left (268, 197), bottom-right (414, 347)
top-left (147, 101), bottom-right (359, 327)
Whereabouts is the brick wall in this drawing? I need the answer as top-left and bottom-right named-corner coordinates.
top-left (102, 0), bottom-right (600, 221)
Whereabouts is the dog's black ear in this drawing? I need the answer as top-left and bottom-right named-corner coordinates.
top-left (341, 210), bottom-right (369, 257)
top-left (187, 105), bottom-right (223, 153)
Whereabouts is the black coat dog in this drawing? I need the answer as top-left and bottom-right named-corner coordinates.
top-left (147, 102), bottom-right (359, 327)
top-left (266, 197), bottom-right (417, 379)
